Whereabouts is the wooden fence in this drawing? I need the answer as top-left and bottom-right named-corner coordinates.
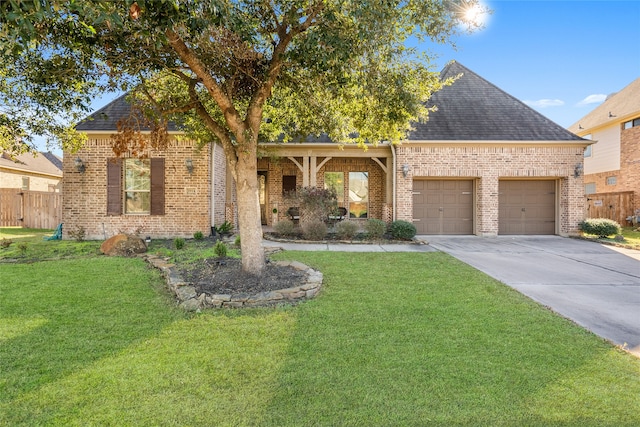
top-left (0, 188), bottom-right (62, 229)
top-left (585, 191), bottom-right (635, 225)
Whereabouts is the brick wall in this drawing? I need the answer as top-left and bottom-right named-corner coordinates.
top-left (395, 144), bottom-right (585, 236)
top-left (259, 157), bottom-right (386, 225)
top-left (583, 126), bottom-right (640, 214)
top-left (62, 137), bottom-right (212, 240)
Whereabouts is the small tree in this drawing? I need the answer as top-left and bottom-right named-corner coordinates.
top-left (291, 187), bottom-right (337, 229)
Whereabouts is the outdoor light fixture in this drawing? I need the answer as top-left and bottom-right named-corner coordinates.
top-left (574, 163), bottom-right (584, 178)
top-left (74, 157), bottom-right (86, 173)
top-left (609, 112), bottom-right (616, 118)
top-left (145, 236), bottom-right (151, 244)
top-left (185, 159), bottom-right (194, 174)
top-left (402, 164), bottom-right (410, 178)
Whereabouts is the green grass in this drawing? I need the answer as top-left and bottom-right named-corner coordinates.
top-left (0, 227), bottom-right (102, 260)
top-left (1, 229), bottom-right (639, 425)
top-left (580, 226), bottom-right (640, 249)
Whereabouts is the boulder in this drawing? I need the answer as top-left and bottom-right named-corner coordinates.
top-left (100, 234), bottom-right (147, 256)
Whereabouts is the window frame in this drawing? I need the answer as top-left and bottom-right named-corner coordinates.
top-left (348, 171), bottom-right (369, 219)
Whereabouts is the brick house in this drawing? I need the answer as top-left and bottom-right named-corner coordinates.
top-left (1, 151), bottom-right (62, 192)
top-left (63, 62), bottom-right (588, 239)
top-left (568, 77), bottom-right (640, 224)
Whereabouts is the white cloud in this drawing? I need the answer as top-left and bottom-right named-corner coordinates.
top-left (577, 94), bottom-right (607, 106)
top-left (523, 99), bottom-right (565, 108)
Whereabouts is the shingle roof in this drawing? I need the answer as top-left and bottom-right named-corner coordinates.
top-left (0, 151), bottom-right (63, 176)
top-left (76, 62), bottom-right (584, 142)
top-left (567, 77), bottom-right (640, 133)
top-left (409, 61), bottom-right (584, 141)
top-left (75, 94), bottom-right (179, 132)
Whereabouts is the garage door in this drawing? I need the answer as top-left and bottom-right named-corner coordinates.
top-left (499, 180), bottom-right (555, 235)
top-left (412, 180), bottom-right (473, 235)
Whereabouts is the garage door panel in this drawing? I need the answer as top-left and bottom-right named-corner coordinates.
top-left (499, 180), bottom-right (555, 235)
top-left (413, 180), bottom-right (474, 235)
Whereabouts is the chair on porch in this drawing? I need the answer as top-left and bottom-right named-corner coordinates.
top-left (287, 207), bottom-right (300, 222)
top-left (328, 207), bottom-right (347, 223)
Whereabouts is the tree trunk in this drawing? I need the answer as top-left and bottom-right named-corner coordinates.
top-left (235, 148), bottom-right (265, 275)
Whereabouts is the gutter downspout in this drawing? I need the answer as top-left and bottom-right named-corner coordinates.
top-left (210, 143), bottom-right (216, 233)
top-left (390, 142), bottom-right (397, 221)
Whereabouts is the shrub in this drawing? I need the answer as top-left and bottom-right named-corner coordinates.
top-left (193, 231), bottom-right (204, 240)
top-left (579, 218), bottom-right (621, 238)
top-left (0, 238), bottom-right (12, 249)
top-left (335, 220), bottom-right (359, 240)
top-left (234, 234), bottom-right (241, 246)
top-left (214, 221), bottom-right (233, 235)
top-left (17, 242), bottom-right (28, 255)
top-left (289, 186), bottom-right (338, 224)
top-left (274, 220), bottom-right (298, 237)
top-left (364, 219), bottom-right (387, 239)
top-left (302, 220), bottom-right (327, 241)
top-left (389, 220), bottom-right (417, 240)
top-left (214, 241), bottom-right (228, 258)
top-left (174, 237), bottom-right (186, 250)
top-left (68, 226), bottom-right (86, 242)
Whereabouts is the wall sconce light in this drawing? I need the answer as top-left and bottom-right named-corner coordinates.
top-left (74, 157), bottom-right (86, 173)
top-left (185, 159), bottom-right (194, 174)
top-left (401, 164), bottom-right (410, 178)
top-left (574, 163), bottom-right (583, 178)
top-left (609, 111), bottom-right (616, 118)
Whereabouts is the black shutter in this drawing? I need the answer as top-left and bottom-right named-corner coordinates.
top-left (106, 159), bottom-right (122, 216)
top-left (150, 158), bottom-right (165, 215)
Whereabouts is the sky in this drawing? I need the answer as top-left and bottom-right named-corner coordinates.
top-left (40, 0), bottom-right (640, 155)
top-left (425, 0), bottom-right (640, 128)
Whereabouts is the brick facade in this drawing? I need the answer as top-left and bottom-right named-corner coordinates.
top-left (62, 137), bottom-right (213, 239)
top-left (583, 126), bottom-right (640, 213)
top-left (395, 144), bottom-right (586, 236)
top-left (257, 156), bottom-right (387, 225)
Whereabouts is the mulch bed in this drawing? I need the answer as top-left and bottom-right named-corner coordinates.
top-left (177, 257), bottom-right (307, 296)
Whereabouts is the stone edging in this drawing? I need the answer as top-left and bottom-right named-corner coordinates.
top-left (143, 254), bottom-right (323, 310)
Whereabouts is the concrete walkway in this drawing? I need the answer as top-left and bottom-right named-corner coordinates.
top-left (263, 235), bottom-right (640, 357)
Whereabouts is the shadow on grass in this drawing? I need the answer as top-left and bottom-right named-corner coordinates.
top-left (0, 257), bottom-right (181, 405)
top-left (262, 251), bottom-right (640, 426)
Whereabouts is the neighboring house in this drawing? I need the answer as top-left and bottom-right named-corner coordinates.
top-left (0, 151), bottom-right (62, 192)
top-left (568, 78), bottom-right (640, 224)
top-left (64, 62), bottom-right (588, 239)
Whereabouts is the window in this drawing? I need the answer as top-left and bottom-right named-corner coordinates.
top-left (606, 176), bottom-right (617, 186)
top-left (107, 158), bottom-right (164, 216)
top-left (21, 177), bottom-right (29, 190)
top-left (282, 175), bottom-right (296, 195)
top-left (348, 171), bottom-right (368, 218)
top-left (125, 159), bottom-right (151, 213)
top-left (585, 183), bottom-right (596, 195)
top-left (324, 172), bottom-right (344, 200)
top-left (623, 118), bottom-right (640, 129)
top-left (583, 134), bottom-right (592, 158)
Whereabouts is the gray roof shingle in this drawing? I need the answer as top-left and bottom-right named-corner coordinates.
top-left (75, 94), bottom-right (179, 132)
top-left (409, 61), bottom-right (584, 141)
top-left (76, 62), bottom-right (583, 142)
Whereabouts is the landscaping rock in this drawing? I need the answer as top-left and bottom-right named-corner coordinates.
top-left (100, 234), bottom-right (147, 256)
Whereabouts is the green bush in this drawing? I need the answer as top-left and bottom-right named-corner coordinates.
top-left (302, 220), bottom-right (327, 241)
top-left (364, 219), bottom-right (387, 239)
top-left (174, 238), bottom-right (186, 250)
top-left (335, 221), bottom-right (359, 240)
top-left (274, 220), bottom-right (298, 237)
top-left (214, 241), bottom-right (228, 258)
top-left (0, 238), bottom-right (12, 249)
top-left (579, 218), bottom-right (622, 238)
top-left (389, 220), bottom-right (417, 240)
top-left (193, 231), bottom-right (204, 240)
top-left (234, 234), bottom-right (241, 246)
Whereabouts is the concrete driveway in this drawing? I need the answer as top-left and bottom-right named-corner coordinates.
top-left (423, 236), bottom-right (640, 357)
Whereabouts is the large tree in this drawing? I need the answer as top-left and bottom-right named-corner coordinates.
top-left (0, 0), bottom-right (484, 274)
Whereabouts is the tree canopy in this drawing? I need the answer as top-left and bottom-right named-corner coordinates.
top-left (0, 0), bottom-right (485, 273)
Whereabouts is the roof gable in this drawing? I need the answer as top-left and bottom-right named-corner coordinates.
top-left (0, 151), bottom-right (63, 176)
top-left (76, 94), bottom-right (179, 132)
top-left (409, 61), bottom-right (583, 141)
top-left (568, 77), bottom-right (640, 133)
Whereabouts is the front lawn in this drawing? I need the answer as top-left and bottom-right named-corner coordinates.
top-left (1, 231), bottom-right (639, 425)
